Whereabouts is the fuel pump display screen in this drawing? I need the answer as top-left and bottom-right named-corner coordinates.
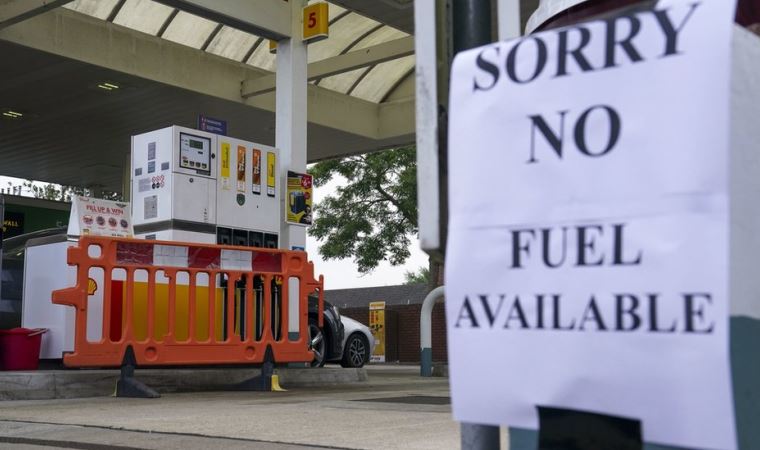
top-left (179, 132), bottom-right (211, 175)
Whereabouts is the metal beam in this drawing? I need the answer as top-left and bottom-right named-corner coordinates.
top-left (314, 22), bottom-right (384, 87)
top-left (152, 0), bottom-right (291, 40)
top-left (245, 84), bottom-right (382, 140)
top-left (0, 8), bottom-right (412, 141)
top-left (105, 0), bottom-right (126, 23)
top-left (379, 97), bottom-right (415, 139)
top-left (0, 0), bottom-right (72, 30)
top-left (200, 23), bottom-right (223, 51)
top-left (156, 8), bottom-right (179, 37)
top-left (0, 8), bottom-right (257, 105)
top-left (241, 36), bottom-right (414, 98)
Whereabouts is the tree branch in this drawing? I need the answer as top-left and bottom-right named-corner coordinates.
top-left (374, 182), bottom-right (417, 227)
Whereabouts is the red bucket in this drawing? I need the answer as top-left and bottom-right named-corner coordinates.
top-left (0, 328), bottom-right (47, 371)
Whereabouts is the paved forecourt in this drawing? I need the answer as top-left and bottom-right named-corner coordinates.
top-left (0, 365), bottom-right (473, 450)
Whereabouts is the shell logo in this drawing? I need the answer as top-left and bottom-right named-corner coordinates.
top-left (87, 278), bottom-right (98, 295)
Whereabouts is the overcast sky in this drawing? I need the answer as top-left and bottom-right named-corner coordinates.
top-left (0, 175), bottom-right (429, 290)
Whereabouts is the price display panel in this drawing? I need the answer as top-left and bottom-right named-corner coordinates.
top-left (179, 132), bottom-right (211, 175)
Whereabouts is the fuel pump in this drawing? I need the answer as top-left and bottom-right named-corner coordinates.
top-left (130, 125), bottom-right (281, 247)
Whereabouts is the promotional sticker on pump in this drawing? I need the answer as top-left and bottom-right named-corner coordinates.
top-left (220, 142), bottom-right (231, 190)
top-left (67, 196), bottom-right (133, 238)
top-left (286, 171), bottom-right (312, 226)
top-left (267, 152), bottom-right (276, 197)
top-left (236, 145), bottom-right (246, 193)
top-left (369, 301), bottom-right (386, 363)
top-left (252, 149), bottom-right (262, 195)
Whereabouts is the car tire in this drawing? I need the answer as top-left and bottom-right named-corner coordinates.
top-left (309, 319), bottom-right (327, 368)
top-left (341, 333), bottom-right (369, 368)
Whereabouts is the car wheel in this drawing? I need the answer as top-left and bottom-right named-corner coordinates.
top-left (309, 319), bottom-right (326, 368)
top-left (341, 333), bottom-right (369, 368)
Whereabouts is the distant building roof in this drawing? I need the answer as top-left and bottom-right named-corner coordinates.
top-left (325, 283), bottom-right (430, 309)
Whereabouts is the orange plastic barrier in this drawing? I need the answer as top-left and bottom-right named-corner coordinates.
top-left (52, 236), bottom-right (323, 368)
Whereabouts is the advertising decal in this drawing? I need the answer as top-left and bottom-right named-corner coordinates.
top-left (286, 171), bottom-right (313, 226)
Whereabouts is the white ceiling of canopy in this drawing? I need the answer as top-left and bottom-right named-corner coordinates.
top-left (63, 0), bottom-right (415, 103)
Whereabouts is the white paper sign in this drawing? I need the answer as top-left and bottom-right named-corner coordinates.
top-left (67, 196), bottom-right (133, 238)
top-left (446, 1), bottom-right (736, 449)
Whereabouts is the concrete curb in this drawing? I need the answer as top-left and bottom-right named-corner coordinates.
top-left (431, 364), bottom-right (448, 378)
top-left (0, 367), bottom-right (367, 400)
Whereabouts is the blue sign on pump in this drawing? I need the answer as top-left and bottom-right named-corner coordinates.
top-left (198, 115), bottom-right (227, 135)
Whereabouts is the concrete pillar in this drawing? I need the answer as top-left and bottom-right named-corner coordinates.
top-left (276, 0), bottom-right (308, 252)
top-left (275, 0), bottom-right (307, 341)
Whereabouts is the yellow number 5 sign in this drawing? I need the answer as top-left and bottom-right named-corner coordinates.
top-left (303, 2), bottom-right (329, 42)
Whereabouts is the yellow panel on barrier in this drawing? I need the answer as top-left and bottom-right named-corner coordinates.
top-left (128, 283), bottom-right (225, 342)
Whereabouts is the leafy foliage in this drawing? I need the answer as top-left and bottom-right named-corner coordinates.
top-left (22, 181), bottom-right (122, 202)
top-left (308, 147), bottom-right (417, 273)
top-left (404, 266), bottom-right (430, 285)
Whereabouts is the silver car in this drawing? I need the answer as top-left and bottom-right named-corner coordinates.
top-left (336, 316), bottom-right (375, 368)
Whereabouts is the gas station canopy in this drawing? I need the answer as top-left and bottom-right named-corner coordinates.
top-left (0, 0), bottom-right (425, 192)
top-left (0, 0), bottom-right (543, 193)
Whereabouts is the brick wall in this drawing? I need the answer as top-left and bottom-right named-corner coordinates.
top-left (340, 302), bottom-right (448, 363)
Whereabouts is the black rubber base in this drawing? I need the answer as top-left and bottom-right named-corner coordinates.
top-left (234, 372), bottom-right (272, 392)
top-left (233, 346), bottom-right (274, 392)
top-left (115, 346), bottom-right (160, 399)
top-left (116, 376), bottom-right (160, 398)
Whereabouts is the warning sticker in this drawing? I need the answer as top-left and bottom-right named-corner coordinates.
top-left (138, 178), bottom-right (151, 193)
top-left (144, 195), bottom-right (158, 220)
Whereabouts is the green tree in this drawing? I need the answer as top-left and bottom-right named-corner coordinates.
top-left (310, 146), bottom-right (444, 287)
top-left (404, 266), bottom-right (430, 285)
top-left (23, 181), bottom-right (122, 202)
